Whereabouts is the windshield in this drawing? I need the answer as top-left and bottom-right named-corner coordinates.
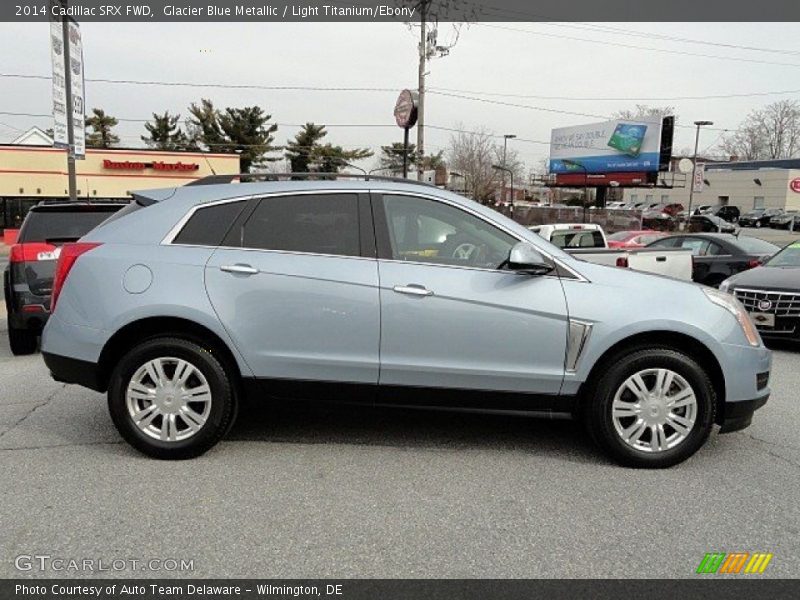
top-left (766, 242), bottom-right (800, 267)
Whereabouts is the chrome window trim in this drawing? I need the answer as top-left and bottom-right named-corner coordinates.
top-left (161, 187), bottom-right (588, 281)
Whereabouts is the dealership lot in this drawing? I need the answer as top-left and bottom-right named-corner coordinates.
top-left (1, 297), bottom-right (799, 578)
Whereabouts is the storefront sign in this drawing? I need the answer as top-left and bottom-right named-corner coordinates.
top-left (394, 89), bottom-right (418, 129)
top-left (103, 159), bottom-right (200, 172)
top-left (790, 178), bottom-right (800, 193)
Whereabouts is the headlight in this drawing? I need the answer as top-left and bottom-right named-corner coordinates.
top-left (703, 287), bottom-right (760, 346)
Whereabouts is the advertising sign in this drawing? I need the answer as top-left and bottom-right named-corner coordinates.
top-left (790, 178), bottom-right (800, 193)
top-left (394, 89), bottom-right (418, 129)
top-left (67, 20), bottom-right (86, 159)
top-left (693, 163), bottom-right (706, 193)
top-left (49, 2), bottom-right (85, 159)
top-left (549, 119), bottom-right (664, 174)
top-left (49, 15), bottom-right (67, 149)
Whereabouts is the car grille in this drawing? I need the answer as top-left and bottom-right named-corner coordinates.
top-left (735, 288), bottom-right (800, 317)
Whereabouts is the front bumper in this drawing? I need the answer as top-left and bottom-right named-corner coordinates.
top-left (719, 394), bottom-right (769, 433)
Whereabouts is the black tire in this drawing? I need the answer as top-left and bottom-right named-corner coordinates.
top-left (8, 323), bottom-right (37, 356)
top-left (582, 347), bottom-right (716, 468)
top-left (108, 337), bottom-right (237, 459)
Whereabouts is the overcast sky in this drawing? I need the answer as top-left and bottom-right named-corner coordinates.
top-left (0, 21), bottom-right (798, 170)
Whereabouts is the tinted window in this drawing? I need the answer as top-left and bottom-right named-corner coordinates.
top-left (679, 238), bottom-right (712, 256)
top-left (240, 194), bottom-right (360, 257)
top-left (18, 206), bottom-right (122, 243)
top-left (174, 201), bottom-right (247, 246)
top-left (381, 195), bottom-right (516, 268)
top-left (648, 238), bottom-right (679, 249)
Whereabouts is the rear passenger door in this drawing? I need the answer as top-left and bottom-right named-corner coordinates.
top-left (202, 192), bottom-right (381, 395)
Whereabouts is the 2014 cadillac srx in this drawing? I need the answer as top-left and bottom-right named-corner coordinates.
top-left (40, 177), bottom-right (771, 467)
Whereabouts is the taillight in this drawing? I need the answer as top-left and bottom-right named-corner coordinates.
top-left (747, 259), bottom-right (762, 269)
top-left (9, 242), bottom-right (58, 263)
top-left (616, 256), bottom-right (629, 268)
top-left (51, 242), bottom-right (102, 312)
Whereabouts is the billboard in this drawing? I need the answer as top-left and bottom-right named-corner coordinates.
top-left (49, 2), bottom-right (85, 159)
top-left (549, 119), bottom-right (665, 175)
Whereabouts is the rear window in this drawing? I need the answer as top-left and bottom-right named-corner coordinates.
top-left (607, 231), bottom-right (632, 242)
top-left (550, 230), bottom-right (605, 249)
top-left (734, 237), bottom-right (780, 255)
top-left (18, 206), bottom-right (122, 243)
top-left (173, 200), bottom-right (248, 246)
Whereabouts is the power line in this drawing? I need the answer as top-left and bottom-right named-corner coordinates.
top-left (3, 72), bottom-right (798, 103)
top-left (477, 23), bottom-right (800, 69)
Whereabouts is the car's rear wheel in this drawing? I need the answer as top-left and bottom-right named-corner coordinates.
top-left (8, 323), bottom-right (37, 356)
top-left (108, 337), bottom-right (236, 459)
top-left (583, 347), bottom-right (715, 468)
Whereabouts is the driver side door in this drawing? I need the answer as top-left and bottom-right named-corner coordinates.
top-left (373, 192), bottom-right (569, 408)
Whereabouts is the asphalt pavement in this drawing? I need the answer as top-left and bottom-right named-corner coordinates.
top-left (0, 301), bottom-right (799, 579)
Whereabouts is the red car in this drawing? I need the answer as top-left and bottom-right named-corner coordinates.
top-left (607, 230), bottom-right (668, 249)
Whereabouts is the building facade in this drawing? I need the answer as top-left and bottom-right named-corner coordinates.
top-left (621, 158), bottom-right (800, 212)
top-left (0, 144), bottom-right (240, 233)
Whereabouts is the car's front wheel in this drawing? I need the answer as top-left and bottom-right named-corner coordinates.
top-left (584, 347), bottom-right (715, 468)
top-left (108, 337), bottom-right (236, 459)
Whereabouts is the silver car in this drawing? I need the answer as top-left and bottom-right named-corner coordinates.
top-left (41, 178), bottom-right (771, 467)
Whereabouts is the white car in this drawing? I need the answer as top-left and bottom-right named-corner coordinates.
top-left (529, 223), bottom-right (693, 280)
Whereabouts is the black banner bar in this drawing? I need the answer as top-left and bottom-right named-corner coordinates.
top-left (3, 579), bottom-right (800, 600)
top-left (5, 0), bottom-right (800, 22)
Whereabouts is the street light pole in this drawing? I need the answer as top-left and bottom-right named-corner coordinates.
top-left (562, 159), bottom-right (589, 216)
top-left (502, 134), bottom-right (516, 205)
top-left (687, 120), bottom-right (714, 224)
top-left (492, 164), bottom-right (514, 214)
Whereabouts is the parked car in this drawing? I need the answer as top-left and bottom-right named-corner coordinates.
top-left (721, 241), bottom-right (800, 340)
top-left (769, 211), bottom-right (799, 230)
top-left (738, 208), bottom-right (783, 229)
top-left (646, 233), bottom-right (780, 287)
top-left (41, 177), bottom-right (770, 467)
top-left (705, 205), bottom-right (741, 223)
top-left (661, 203), bottom-right (684, 217)
top-left (689, 214), bottom-right (737, 234)
top-left (530, 223), bottom-right (692, 280)
top-left (607, 230), bottom-right (669, 249)
top-left (4, 202), bottom-right (123, 355)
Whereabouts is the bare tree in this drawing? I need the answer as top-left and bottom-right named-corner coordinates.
top-left (720, 100), bottom-right (800, 160)
top-left (613, 105), bottom-right (676, 123)
top-left (446, 124), bottom-right (499, 203)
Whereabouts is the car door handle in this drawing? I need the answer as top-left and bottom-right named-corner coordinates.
top-left (220, 264), bottom-right (259, 275)
top-left (393, 284), bottom-right (434, 297)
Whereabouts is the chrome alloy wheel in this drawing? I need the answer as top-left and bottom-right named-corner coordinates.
top-left (611, 368), bottom-right (698, 453)
top-left (125, 357), bottom-right (212, 442)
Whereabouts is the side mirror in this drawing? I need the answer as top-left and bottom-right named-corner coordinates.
top-left (506, 242), bottom-right (554, 276)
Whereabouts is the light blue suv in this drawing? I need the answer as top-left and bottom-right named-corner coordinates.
top-left (41, 177), bottom-right (771, 467)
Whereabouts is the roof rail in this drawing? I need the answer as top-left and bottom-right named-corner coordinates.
top-left (185, 172), bottom-right (438, 188)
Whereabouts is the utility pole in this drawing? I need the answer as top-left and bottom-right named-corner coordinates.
top-left (60, 0), bottom-right (77, 201)
top-left (687, 120), bottom-right (714, 223)
top-left (416, 0), bottom-right (428, 181)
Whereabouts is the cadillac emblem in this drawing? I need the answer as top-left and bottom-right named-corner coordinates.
top-left (758, 299), bottom-right (773, 311)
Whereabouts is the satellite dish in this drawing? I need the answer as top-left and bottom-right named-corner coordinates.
top-left (678, 158), bottom-right (694, 174)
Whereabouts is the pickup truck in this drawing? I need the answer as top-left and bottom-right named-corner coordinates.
top-left (529, 223), bottom-right (693, 281)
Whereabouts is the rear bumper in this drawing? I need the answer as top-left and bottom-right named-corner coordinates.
top-left (719, 394), bottom-right (769, 433)
top-left (41, 351), bottom-right (104, 392)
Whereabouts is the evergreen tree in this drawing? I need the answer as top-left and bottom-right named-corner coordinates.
top-left (85, 108), bottom-right (119, 148)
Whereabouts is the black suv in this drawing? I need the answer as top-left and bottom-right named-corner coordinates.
top-left (4, 202), bottom-right (123, 355)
